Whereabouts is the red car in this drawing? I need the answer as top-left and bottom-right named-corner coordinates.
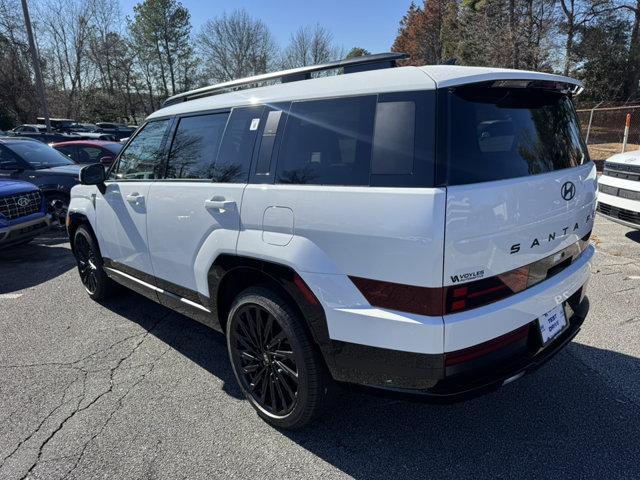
top-left (51, 140), bottom-right (122, 167)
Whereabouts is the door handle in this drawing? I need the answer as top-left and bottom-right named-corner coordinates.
top-left (204, 197), bottom-right (236, 212)
top-left (125, 192), bottom-right (144, 203)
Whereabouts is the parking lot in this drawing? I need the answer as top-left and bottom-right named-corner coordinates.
top-left (0, 215), bottom-right (638, 480)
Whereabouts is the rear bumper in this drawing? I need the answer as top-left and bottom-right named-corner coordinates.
top-left (337, 293), bottom-right (589, 402)
top-left (0, 216), bottom-right (51, 247)
top-left (319, 244), bottom-right (593, 397)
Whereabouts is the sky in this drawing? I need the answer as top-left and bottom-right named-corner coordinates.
top-left (120, 0), bottom-right (414, 53)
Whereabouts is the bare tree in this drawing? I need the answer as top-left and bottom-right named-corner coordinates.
top-left (197, 9), bottom-right (277, 83)
top-left (281, 24), bottom-right (341, 68)
top-left (0, 0), bottom-right (38, 127)
top-left (37, 0), bottom-right (93, 118)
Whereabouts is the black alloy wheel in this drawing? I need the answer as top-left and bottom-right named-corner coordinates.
top-left (227, 288), bottom-right (328, 429)
top-left (74, 232), bottom-right (99, 294)
top-left (72, 226), bottom-right (114, 301)
top-left (230, 303), bottom-right (299, 416)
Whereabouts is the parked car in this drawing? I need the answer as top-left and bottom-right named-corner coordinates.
top-left (67, 54), bottom-right (596, 429)
top-left (0, 137), bottom-right (81, 225)
top-left (597, 150), bottom-right (640, 229)
top-left (0, 179), bottom-right (50, 247)
top-left (52, 140), bottom-right (122, 167)
top-left (95, 122), bottom-right (136, 140)
top-left (36, 117), bottom-right (74, 132)
top-left (10, 124), bottom-right (48, 135)
top-left (68, 123), bottom-right (99, 133)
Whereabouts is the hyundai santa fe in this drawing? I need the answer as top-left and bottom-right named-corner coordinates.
top-left (67, 53), bottom-right (596, 429)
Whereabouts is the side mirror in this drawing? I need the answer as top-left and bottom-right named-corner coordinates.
top-left (99, 155), bottom-right (115, 166)
top-left (80, 163), bottom-right (106, 186)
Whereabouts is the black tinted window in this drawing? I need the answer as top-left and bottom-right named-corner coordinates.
top-left (55, 145), bottom-right (76, 160)
top-left (213, 107), bottom-right (262, 182)
top-left (276, 96), bottom-right (376, 185)
top-left (0, 146), bottom-right (22, 170)
top-left (6, 141), bottom-right (74, 169)
top-left (372, 101), bottom-right (416, 175)
top-left (166, 113), bottom-right (229, 179)
top-left (447, 86), bottom-right (587, 185)
top-left (113, 120), bottom-right (170, 180)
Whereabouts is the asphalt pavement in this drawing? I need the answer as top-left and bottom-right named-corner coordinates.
top-left (0, 215), bottom-right (639, 480)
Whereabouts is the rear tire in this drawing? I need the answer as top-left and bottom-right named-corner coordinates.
top-left (226, 287), bottom-right (329, 429)
top-left (72, 226), bottom-right (115, 301)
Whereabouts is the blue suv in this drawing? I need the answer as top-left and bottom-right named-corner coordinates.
top-left (0, 179), bottom-right (51, 248)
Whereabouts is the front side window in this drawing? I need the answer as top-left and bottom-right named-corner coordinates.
top-left (76, 146), bottom-right (104, 164)
top-left (166, 113), bottom-right (229, 180)
top-left (276, 96), bottom-right (376, 185)
top-left (55, 145), bottom-right (76, 161)
top-left (112, 119), bottom-right (170, 180)
top-left (447, 85), bottom-right (588, 185)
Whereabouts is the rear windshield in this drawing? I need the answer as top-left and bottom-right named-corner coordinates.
top-left (446, 85), bottom-right (588, 185)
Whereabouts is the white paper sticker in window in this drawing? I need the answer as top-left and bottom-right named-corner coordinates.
top-left (250, 118), bottom-right (260, 131)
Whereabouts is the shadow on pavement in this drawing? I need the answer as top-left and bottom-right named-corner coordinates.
top-left (625, 229), bottom-right (640, 244)
top-left (100, 289), bottom-right (243, 400)
top-left (102, 288), bottom-right (639, 479)
top-left (0, 232), bottom-right (75, 294)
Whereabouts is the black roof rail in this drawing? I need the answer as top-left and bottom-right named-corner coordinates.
top-left (162, 52), bottom-right (410, 108)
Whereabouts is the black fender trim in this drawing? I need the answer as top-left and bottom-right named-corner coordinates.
top-left (208, 255), bottom-right (343, 373)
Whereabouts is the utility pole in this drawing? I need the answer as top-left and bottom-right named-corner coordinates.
top-left (21, 0), bottom-right (51, 133)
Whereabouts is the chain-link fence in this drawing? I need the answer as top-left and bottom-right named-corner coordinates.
top-left (577, 104), bottom-right (640, 169)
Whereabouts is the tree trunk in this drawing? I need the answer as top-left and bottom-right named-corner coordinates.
top-left (627, 1), bottom-right (640, 99)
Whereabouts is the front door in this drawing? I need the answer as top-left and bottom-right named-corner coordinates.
top-left (146, 106), bottom-right (263, 308)
top-left (95, 119), bottom-right (172, 283)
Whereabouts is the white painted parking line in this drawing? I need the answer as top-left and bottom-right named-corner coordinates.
top-left (0, 293), bottom-right (23, 299)
top-left (626, 275), bottom-right (640, 280)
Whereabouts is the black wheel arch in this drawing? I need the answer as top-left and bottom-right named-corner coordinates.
top-left (67, 212), bottom-right (98, 254)
top-left (209, 255), bottom-right (334, 363)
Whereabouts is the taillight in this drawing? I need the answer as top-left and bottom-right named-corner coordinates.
top-left (349, 276), bottom-right (443, 316)
top-left (444, 266), bottom-right (529, 314)
top-left (350, 239), bottom-right (585, 317)
top-left (445, 324), bottom-right (530, 366)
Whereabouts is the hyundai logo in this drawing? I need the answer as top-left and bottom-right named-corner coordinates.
top-left (17, 197), bottom-right (30, 207)
top-left (561, 181), bottom-right (576, 201)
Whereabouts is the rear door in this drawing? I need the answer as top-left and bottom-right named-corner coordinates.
top-left (146, 106), bottom-right (263, 306)
top-left (441, 83), bottom-right (596, 299)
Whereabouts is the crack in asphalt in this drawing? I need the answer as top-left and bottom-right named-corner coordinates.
top-left (0, 314), bottom-right (170, 480)
top-left (61, 346), bottom-right (172, 480)
top-left (622, 316), bottom-right (640, 325)
top-left (0, 330), bottom-right (152, 371)
top-left (0, 370), bottom-right (85, 469)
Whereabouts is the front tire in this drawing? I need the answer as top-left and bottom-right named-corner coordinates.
top-left (226, 287), bottom-right (328, 429)
top-left (46, 193), bottom-right (69, 228)
top-left (72, 226), bottom-right (114, 301)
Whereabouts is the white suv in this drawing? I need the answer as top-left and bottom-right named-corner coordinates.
top-left (597, 150), bottom-right (640, 229)
top-left (67, 54), bottom-right (596, 429)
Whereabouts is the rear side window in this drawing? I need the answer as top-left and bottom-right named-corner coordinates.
top-left (213, 106), bottom-right (263, 182)
top-left (113, 120), bottom-right (170, 180)
top-left (275, 96), bottom-right (376, 185)
top-left (166, 113), bottom-right (229, 179)
top-left (372, 101), bottom-right (415, 175)
top-left (446, 85), bottom-right (588, 185)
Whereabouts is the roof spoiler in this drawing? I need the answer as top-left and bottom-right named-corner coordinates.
top-left (161, 52), bottom-right (410, 108)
